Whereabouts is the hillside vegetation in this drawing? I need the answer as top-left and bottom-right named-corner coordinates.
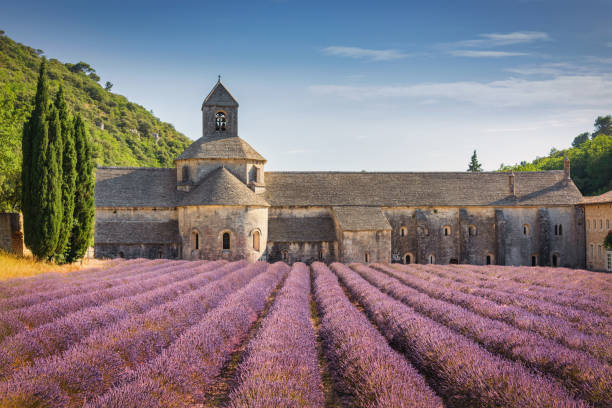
top-left (0, 31), bottom-right (192, 211)
top-left (499, 117), bottom-right (612, 196)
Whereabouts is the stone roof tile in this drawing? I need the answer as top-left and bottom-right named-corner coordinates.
top-left (95, 167), bottom-right (178, 208)
top-left (264, 171), bottom-right (583, 207)
top-left (583, 190), bottom-right (612, 204)
top-left (202, 81), bottom-right (238, 107)
top-left (332, 206), bottom-right (391, 231)
top-left (95, 221), bottom-right (179, 244)
top-left (176, 135), bottom-right (266, 162)
top-left (180, 167), bottom-right (269, 207)
top-left (268, 217), bottom-right (336, 242)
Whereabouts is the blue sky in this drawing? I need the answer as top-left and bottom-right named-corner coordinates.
top-left (3, 0), bottom-right (612, 171)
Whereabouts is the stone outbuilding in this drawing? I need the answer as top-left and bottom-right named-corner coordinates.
top-left (94, 80), bottom-right (587, 267)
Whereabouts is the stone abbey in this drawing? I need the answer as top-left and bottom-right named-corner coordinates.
top-left (94, 81), bottom-right (587, 267)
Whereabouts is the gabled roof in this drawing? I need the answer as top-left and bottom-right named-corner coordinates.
top-left (176, 135), bottom-right (266, 162)
top-left (202, 81), bottom-right (238, 108)
top-left (264, 171), bottom-right (584, 207)
top-left (332, 207), bottom-right (391, 231)
top-left (180, 167), bottom-right (269, 207)
top-left (268, 217), bottom-right (336, 242)
top-left (583, 190), bottom-right (612, 204)
top-left (95, 167), bottom-right (177, 208)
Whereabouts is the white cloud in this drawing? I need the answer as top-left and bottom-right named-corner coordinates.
top-left (321, 46), bottom-right (410, 61)
top-left (450, 50), bottom-right (529, 58)
top-left (309, 75), bottom-right (612, 107)
top-left (457, 31), bottom-right (550, 47)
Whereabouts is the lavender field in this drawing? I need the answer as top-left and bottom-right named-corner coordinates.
top-left (0, 259), bottom-right (610, 407)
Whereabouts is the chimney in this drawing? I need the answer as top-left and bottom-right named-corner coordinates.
top-left (563, 156), bottom-right (571, 182)
top-left (508, 172), bottom-right (516, 197)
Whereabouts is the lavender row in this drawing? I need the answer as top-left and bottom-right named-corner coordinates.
top-left (0, 259), bottom-right (149, 299)
top-left (0, 259), bottom-right (189, 311)
top-left (332, 263), bottom-right (589, 408)
top-left (0, 262), bottom-right (266, 408)
top-left (430, 264), bottom-right (612, 318)
top-left (227, 263), bottom-right (325, 408)
top-left (379, 264), bottom-right (612, 362)
top-left (86, 262), bottom-right (289, 408)
top-left (452, 264), bottom-right (612, 308)
top-left (400, 264), bottom-right (612, 336)
top-left (0, 260), bottom-right (235, 378)
top-left (357, 264), bottom-right (611, 407)
top-left (312, 262), bottom-right (443, 408)
top-left (0, 259), bottom-right (208, 340)
top-left (477, 264), bottom-right (612, 294)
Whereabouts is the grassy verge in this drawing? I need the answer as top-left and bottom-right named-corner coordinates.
top-left (0, 250), bottom-right (106, 280)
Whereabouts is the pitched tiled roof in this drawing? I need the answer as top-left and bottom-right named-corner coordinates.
top-left (332, 206), bottom-right (391, 231)
top-left (202, 81), bottom-right (238, 107)
top-left (264, 171), bottom-right (583, 207)
top-left (583, 190), bottom-right (612, 204)
top-left (176, 135), bottom-right (266, 162)
top-left (268, 217), bottom-right (336, 242)
top-left (180, 167), bottom-right (269, 207)
top-left (95, 167), bottom-right (178, 208)
top-left (95, 221), bottom-right (179, 244)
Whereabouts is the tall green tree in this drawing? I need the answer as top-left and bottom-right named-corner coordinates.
top-left (467, 150), bottom-right (483, 172)
top-left (55, 86), bottom-right (77, 261)
top-left (67, 115), bottom-right (95, 262)
top-left (593, 115), bottom-right (612, 137)
top-left (36, 104), bottom-right (63, 259)
top-left (572, 132), bottom-right (590, 148)
top-left (21, 59), bottom-right (50, 256)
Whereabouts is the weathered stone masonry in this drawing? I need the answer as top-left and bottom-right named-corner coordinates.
top-left (93, 80), bottom-right (587, 267)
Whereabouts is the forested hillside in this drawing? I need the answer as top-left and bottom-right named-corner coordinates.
top-left (0, 31), bottom-right (192, 211)
top-left (499, 116), bottom-right (612, 196)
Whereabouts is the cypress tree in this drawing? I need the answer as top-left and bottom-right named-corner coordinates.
top-left (22, 59), bottom-right (50, 256)
top-left (54, 86), bottom-right (76, 261)
top-left (467, 150), bottom-right (483, 172)
top-left (36, 104), bottom-right (63, 258)
top-left (67, 115), bottom-right (95, 262)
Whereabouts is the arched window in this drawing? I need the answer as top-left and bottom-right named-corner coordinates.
top-left (531, 254), bottom-right (538, 266)
top-left (282, 250), bottom-right (288, 262)
top-left (590, 243), bottom-right (595, 260)
top-left (558, 224), bottom-right (563, 235)
top-left (443, 226), bottom-right (451, 236)
top-left (192, 230), bottom-right (199, 250)
top-left (523, 224), bottom-right (530, 236)
top-left (607, 219), bottom-right (610, 229)
top-left (319, 249), bottom-right (324, 260)
top-left (404, 253), bottom-right (413, 264)
top-left (365, 251), bottom-right (370, 263)
top-left (215, 112), bottom-right (227, 131)
top-left (252, 230), bottom-right (260, 251)
top-left (486, 254), bottom-right (493, 265)
top-left (469, 225), bottom-right (477, 236)
top-left (222, 232), bottom-right (231, 250)
top-left (600, 219), bottom-right (604, 230)
top-left (552, 253), bottom-right (560, 267)
top-left (182, 166), bottom-right (189, 182)
top-left (428, 253), bottom-right (435, 264)
top-left (554, 225), bottom-right (558, 235)
top-left (400, 226), bottom-right (407, 237)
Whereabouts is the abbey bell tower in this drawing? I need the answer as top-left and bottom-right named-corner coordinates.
top-left (202, 78), bottom-right (239, 139)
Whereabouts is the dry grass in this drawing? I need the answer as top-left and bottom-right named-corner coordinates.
top-left (0, 251), bottom-right (109, 281)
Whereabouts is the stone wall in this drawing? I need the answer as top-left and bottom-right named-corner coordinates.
top-left (338, 230), bottom-right (391, 263)
top-left (0, 213), bottom-right (26, 256)
top-left (266, 241), bottom-right (337, 264)
top-left (585, 202), bottom-right (612, 271)
top-left (383, 206), bottom-right (582, 267)
top-left (178, 205), bottom-right (268, 262)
